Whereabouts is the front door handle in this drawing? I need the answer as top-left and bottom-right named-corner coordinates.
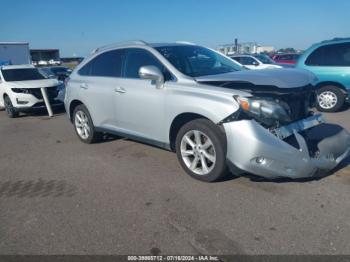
top-left (114, 87), bottom-right (126, 94)
top-left (80, 83), bottom-right (88, 90)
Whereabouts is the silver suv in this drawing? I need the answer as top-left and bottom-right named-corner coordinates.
top-left (64, 41), bottom-right (350, 182)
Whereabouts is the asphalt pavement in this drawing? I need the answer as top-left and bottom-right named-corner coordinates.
top-left (0, 108), bottom-right (349, 255)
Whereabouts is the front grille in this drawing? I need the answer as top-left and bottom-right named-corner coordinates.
top-left (29, 86), bottom-right (59, 100)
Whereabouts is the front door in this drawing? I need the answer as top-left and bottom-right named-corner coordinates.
top-left (113, 48), bottom-right (170, 143)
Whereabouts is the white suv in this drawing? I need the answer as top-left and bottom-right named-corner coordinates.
top-left (0, 65), bottom-right (63, 118)
top-left (230, 55), bottom-right (282, 70)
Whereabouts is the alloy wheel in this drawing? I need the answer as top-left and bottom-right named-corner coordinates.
top-left (180, 130), bottom-right (216, 175)
top-left (318, 91), bottom-right (338, 110)
top-left (75, 110), bottom-right (91, 140)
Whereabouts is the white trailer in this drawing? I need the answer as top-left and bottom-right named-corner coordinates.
top-left (0, 42), bottom-right (31, 65)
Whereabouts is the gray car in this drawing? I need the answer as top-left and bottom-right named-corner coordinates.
top-left (64, 41), bottom-right (350, 182)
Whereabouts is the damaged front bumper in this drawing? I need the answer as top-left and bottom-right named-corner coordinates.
top-left (223, 114), bottom-right (350, 179)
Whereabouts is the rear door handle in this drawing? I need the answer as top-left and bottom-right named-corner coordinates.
top-left (80, 83), bottom-right (88, 90)
top-left (114, 87), bottom-right (126, 94)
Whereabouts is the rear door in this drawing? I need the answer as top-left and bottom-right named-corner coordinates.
top-left (73, 49), bottom-right (124, 129)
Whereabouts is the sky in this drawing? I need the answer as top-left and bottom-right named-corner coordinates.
top-left (1, 0), bottom-right (350, 57)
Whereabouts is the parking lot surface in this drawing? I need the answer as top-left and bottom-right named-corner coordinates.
top-left (0, 108), bottom-right (349, 255)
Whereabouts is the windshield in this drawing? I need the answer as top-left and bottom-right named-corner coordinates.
top-left (254, 54), bottom-right (275, 64)
top-left (39, 68), bottom-right (53, 77)
top-left (155, 45), bottom-right (243, 77)
top-left (2, 68), bottom-right (46, 81)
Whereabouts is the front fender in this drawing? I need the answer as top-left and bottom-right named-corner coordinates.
top-left (164, 84), bottom-right (240, 144)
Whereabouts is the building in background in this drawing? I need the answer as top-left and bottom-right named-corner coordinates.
top-left (30, 49), bottom-right (61, 66)
top-left (0, 42), bottom-right (31, 65)
top-left (217, 41), bottom-right (275, 55)
top-left (256, 45), bottom-right (275, 53)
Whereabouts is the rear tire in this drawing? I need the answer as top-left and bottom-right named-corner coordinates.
top-left (175, 118), bottom-right (228, 182)
top-left (4, 95), bottom-right (19, 118)
top-left (316, 86), bottom-right (345, 112)
top-left (73, 104), bottom-right (102, 144)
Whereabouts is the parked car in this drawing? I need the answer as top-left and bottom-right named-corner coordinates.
top-left (39, 66), bottom-right (72, 81)
top-left (253, 53), bottom-right (281, 65)
top-left (296, 38), bottom-right (350, 112)
top-left (48, 59), bottom-right (61, 66)
top-left (0, 64), bottom-right (63, 117)
top-left (230, 54), bottom-right (282, 70)
top-left (64, 41), bottom-right (350, 182)
top-left (272, 53), bottom-right (300, 65)
top-left (38, 60), bottom-right (48, 66)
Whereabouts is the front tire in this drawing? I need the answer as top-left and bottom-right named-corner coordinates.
top-left (73, 104), bottom-right (101, 144)
top-left (175, 118), bottom-right (228, 182)
top-left (316, 86), bottom-right (345, 112)
top-left (4, 95), bottom-right (19, 118)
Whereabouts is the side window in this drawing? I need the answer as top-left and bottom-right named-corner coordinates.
top-left (305, 43), bottom-right (350, 66)
top-left (78, 49), bottom-right (124, 77)
top-left (241, 57), bottom-right (257, 65)
top-left (305, 46), bottom-right (326, 66)
top-left (123, 48), bottom-right (171, 80)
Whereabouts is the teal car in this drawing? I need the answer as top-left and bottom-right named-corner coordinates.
top-left (296, 38), bottom-right (350, 112)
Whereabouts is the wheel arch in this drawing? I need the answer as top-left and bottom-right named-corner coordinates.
top-left (316, 81), bottom-right (348, 95)
top-left (3, 92), bottom-right (10, 99)
top-left (169, 112), bottom-right (221, 151)
top-left (69, 99), bottom-right (84, 122)
top-left (2, 92), bottom-right (13, 105)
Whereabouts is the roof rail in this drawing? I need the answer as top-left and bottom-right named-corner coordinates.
top-left (321, 37), bottom-right (350, 43)
top-left (92, 40), bottom-right (148, 54)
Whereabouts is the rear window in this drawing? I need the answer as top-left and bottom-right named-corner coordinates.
top-left (1, 68), bottom-right (46, 81)
top-left (255, 54), bottom-right (274, 64)
top-left (50, 67), bottom-right (69, 74)
top-left (305, 42), bottom-right (350, 66)
top-left (231, 57), bottom-right (242, 63)
top-left (279, 55), bottom-right (292, 60)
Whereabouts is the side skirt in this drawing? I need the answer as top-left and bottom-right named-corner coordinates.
top-left (95, 127), bottom-right (172, 151)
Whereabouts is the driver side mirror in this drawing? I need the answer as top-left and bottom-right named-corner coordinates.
top-left (139, 66), bottom-right (164, 88)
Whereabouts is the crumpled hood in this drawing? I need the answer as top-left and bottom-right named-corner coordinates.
top-left (6, 79), bottom-right (59, 89)
top-left (195, 68), bottom-right (317, 88)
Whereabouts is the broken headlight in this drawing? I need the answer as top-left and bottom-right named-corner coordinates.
top-left (234, 96), bottom-right (291, 125)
